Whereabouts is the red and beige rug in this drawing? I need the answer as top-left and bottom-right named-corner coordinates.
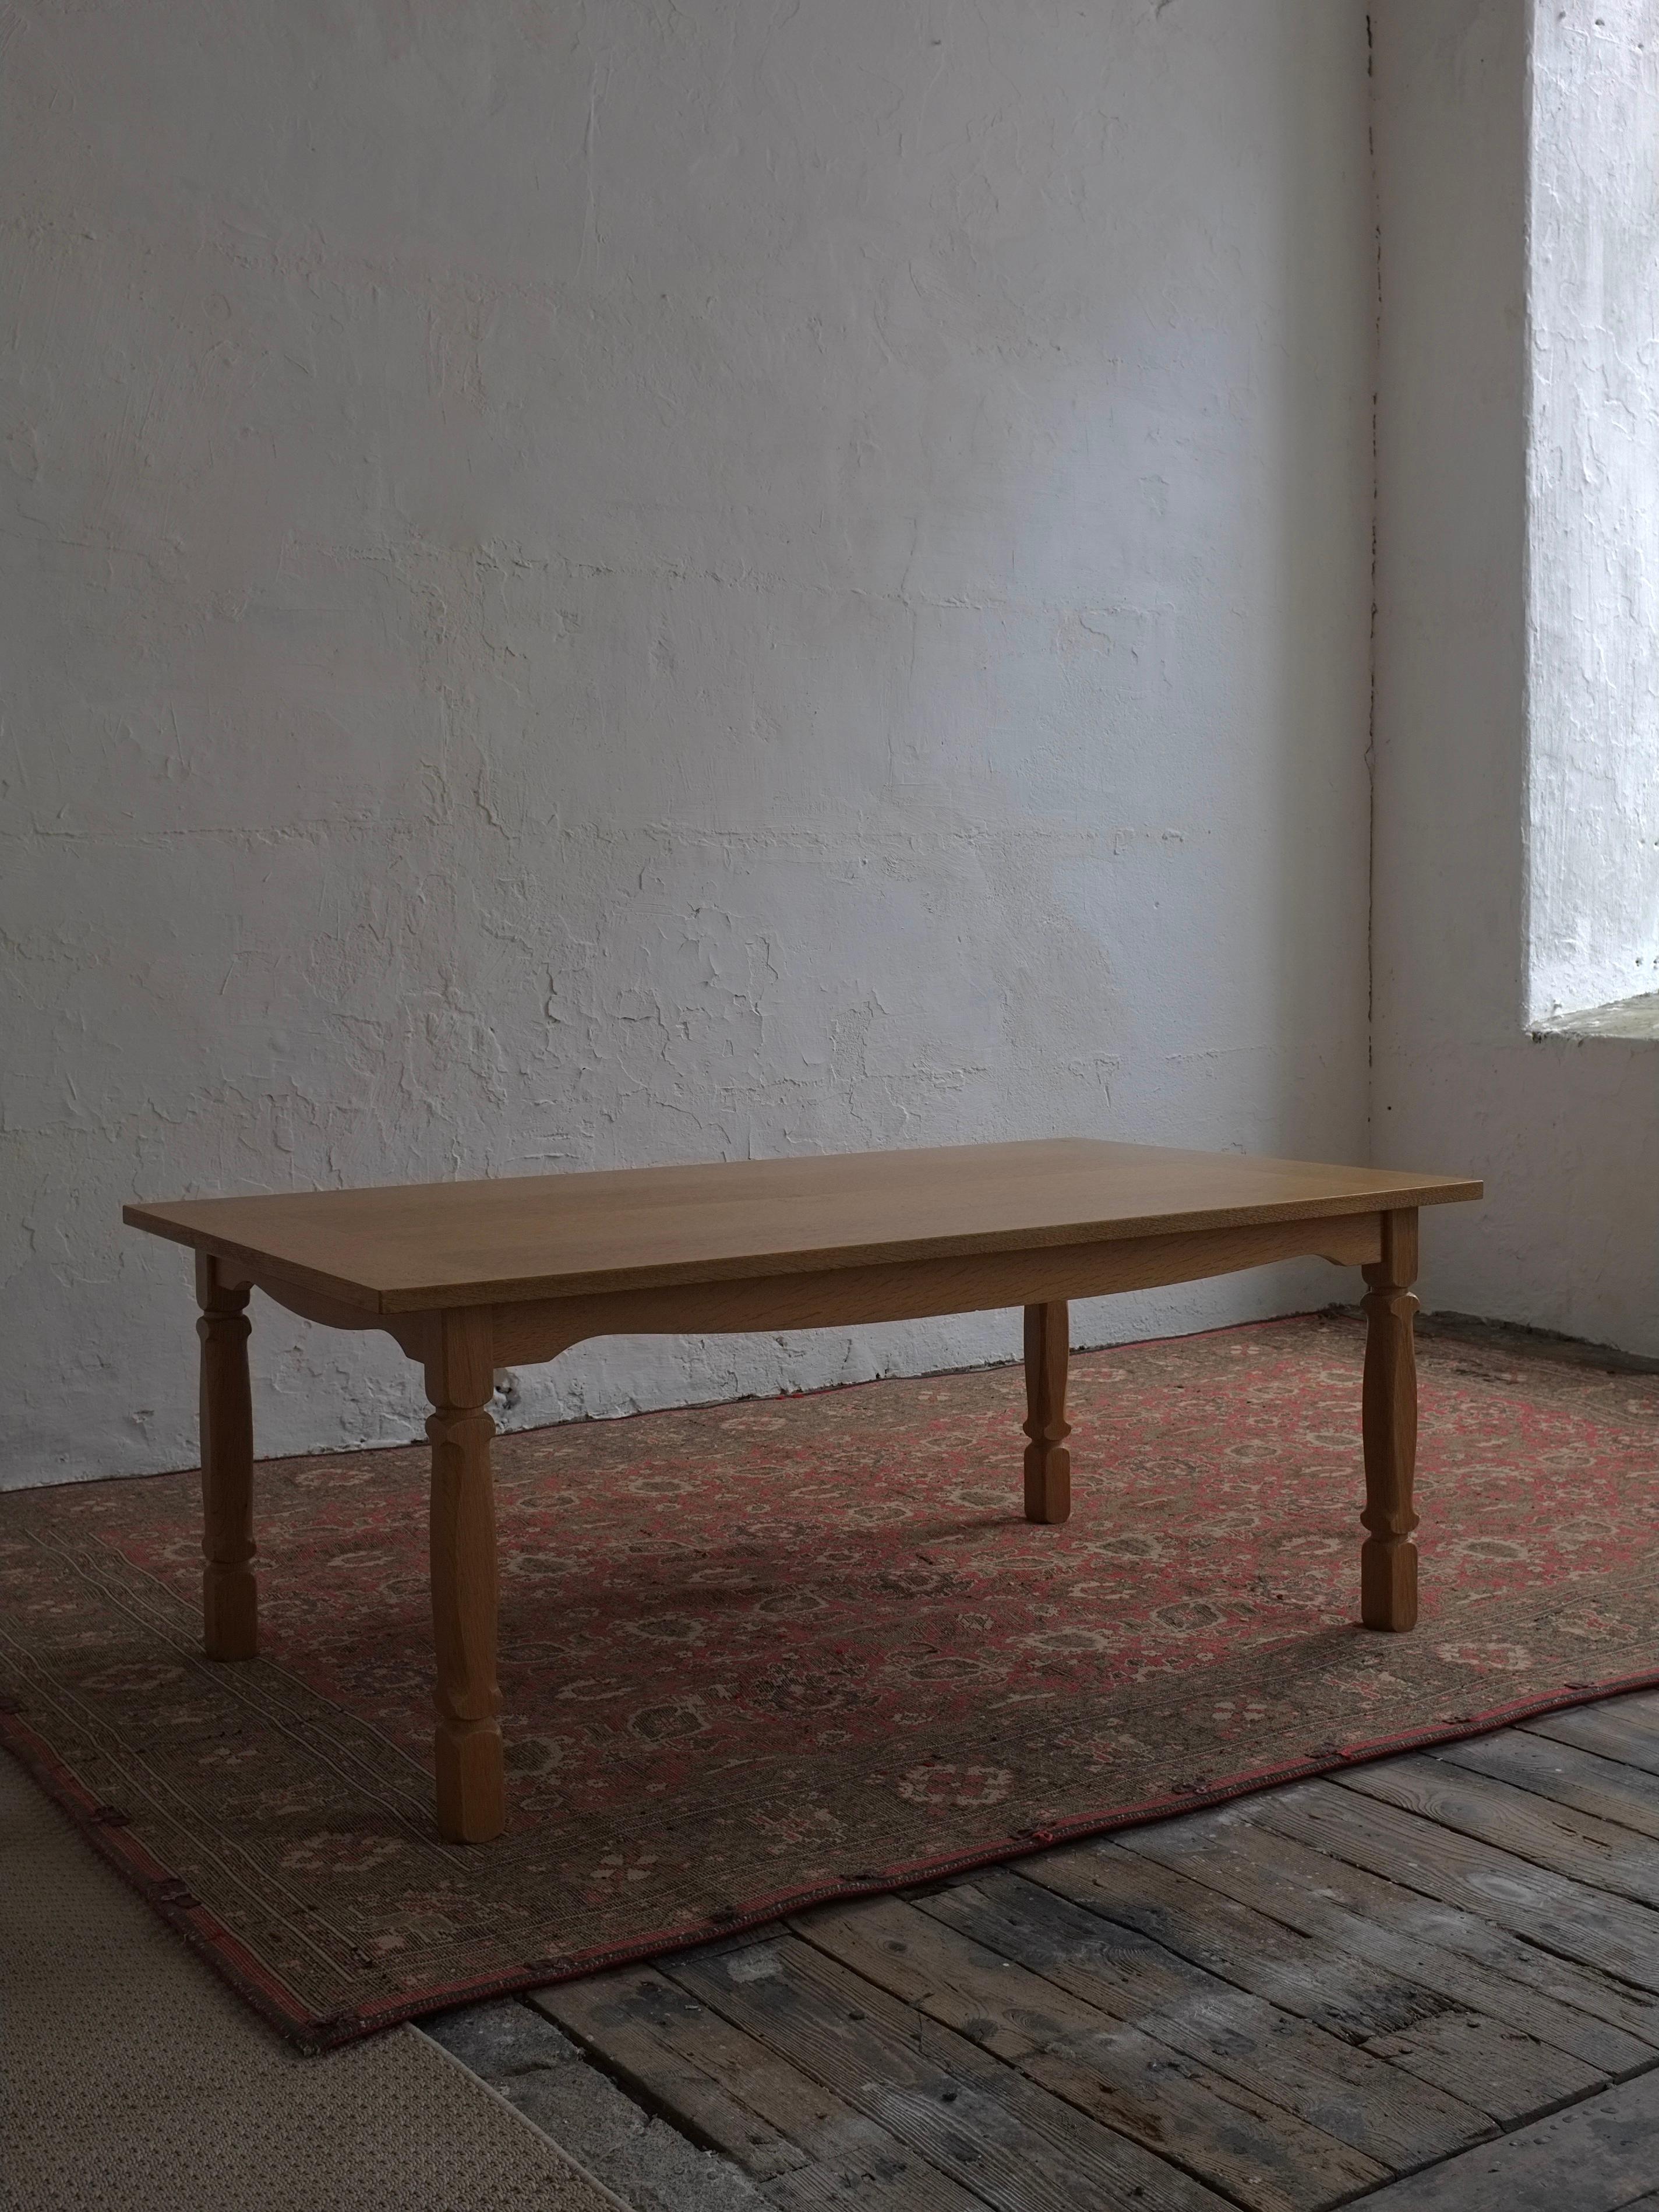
top-left (3, 1311), bottom-right (1658, 2047)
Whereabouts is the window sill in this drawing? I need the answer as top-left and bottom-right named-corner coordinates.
top-left (1531, 989), bottom-right (1659, 1041)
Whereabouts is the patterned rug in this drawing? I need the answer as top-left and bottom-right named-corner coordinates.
top-left (3, 1311), bottom-right (1659, 2048)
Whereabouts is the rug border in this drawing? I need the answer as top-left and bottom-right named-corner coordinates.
top-left (9, 1665), bottom-right (1659, 2051)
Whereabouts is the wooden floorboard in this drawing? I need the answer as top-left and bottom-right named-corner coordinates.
top-left (1338, 1755), bottom-right (1659, 1910)
top-left (1012, 1839), bottom-right (1605, 2125)
top-left (535, 1964), bottom-right (986, 2209)
top-left (910, 1869), bottom-right (1487, 2168)
top-left (668, 1933), bottom-right (1234, 2212)
top-left (1438, 1726), bottom-right (1659, 1841)
top-left (1251, 1776), bottom-right (1659, 1988)
top-left (1526, 1692), bottom-right (1659, 1777)
top-left (1105, 1801), bottom-right (1659, 2069)
top-left (1344, 2070), bottom-right (1659, 2210)
top-left (531, 1691), bottom-right (1659, 2211)
top-left (790, 1889), bottom-right (1389, 2211)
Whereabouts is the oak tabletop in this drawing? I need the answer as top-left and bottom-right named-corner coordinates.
top-left (123, 1138), bottom-right (1481, 1316)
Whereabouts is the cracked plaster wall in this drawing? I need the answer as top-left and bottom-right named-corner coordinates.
top-left (2, 0), bottom-right (1375, 1488)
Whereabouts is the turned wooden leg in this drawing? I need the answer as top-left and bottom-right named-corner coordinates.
top-left (1023, 1300), bottom-right (1072, 1525)
top-left (196, 1254), bottom-right (257, 1660)
top-left (1361, 1209), bottom-right (1420, 1631)
top-left (426, 1309), bottom-right (505, 1844)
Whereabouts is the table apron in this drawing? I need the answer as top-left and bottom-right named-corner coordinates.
top-left (485, 1212), bottom-right (1384, 1367)
top-left (228, 1212), bottom-right (1385, 1371)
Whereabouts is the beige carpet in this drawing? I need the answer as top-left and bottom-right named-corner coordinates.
top-left (0, 1752), bottom-right (624, 2212)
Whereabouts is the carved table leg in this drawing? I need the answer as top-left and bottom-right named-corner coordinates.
top-left (426, 1309), bottom-right (505, 1844)
top-left (196, 1254), bottom-right (257, 1660)
top-left (1023, 1300), bottom-right (1072, 1525)
top-left (1361, 1209), bottom-right (1420, 1631)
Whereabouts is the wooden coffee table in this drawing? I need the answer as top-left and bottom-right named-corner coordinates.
top-left (125, 1138), bottom-right (1481, 1843)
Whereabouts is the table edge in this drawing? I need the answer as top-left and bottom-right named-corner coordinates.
top-left (123, 1179), bottom-right (1484, 1316)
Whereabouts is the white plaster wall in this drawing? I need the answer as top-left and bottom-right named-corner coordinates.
top-left (1529, 2), bottom-right (1659, 1023)
top-left (2, 0), bottom-right (1376, 1488)
top-left (1371, 0), bottom-right (1659, 1353)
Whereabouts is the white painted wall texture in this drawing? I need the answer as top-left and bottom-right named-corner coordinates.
top-left (1371, 0), bottom-right (1659, 1354)
top-left (1529, 2), bottom-right (1659, 1024)
top-left (2, 1), bottom-right (1378, 1488)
